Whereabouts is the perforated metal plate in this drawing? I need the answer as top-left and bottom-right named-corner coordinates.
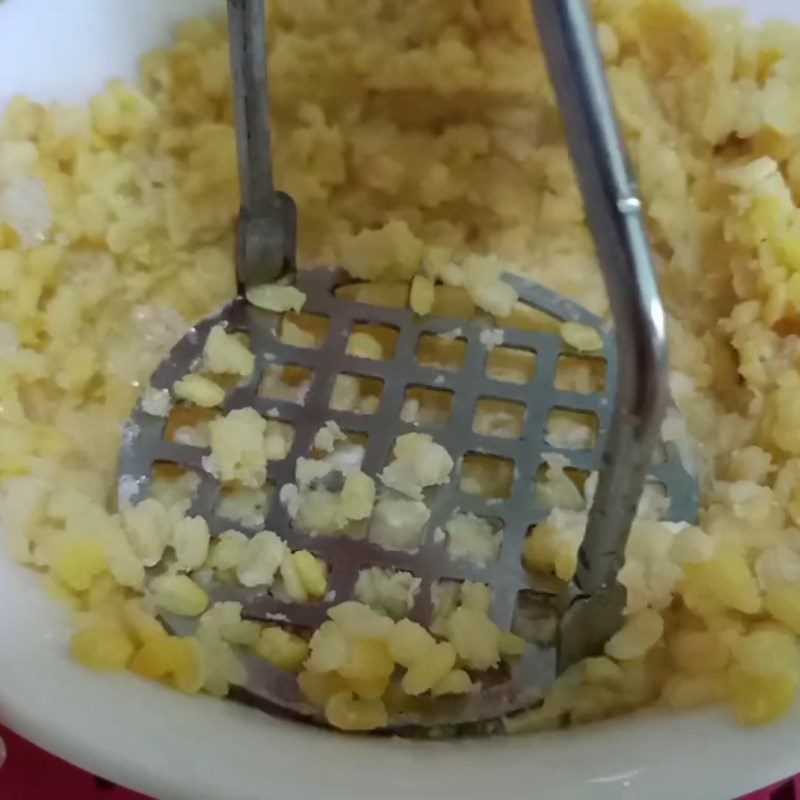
top-left (118, 269), bottom-right (698, 732)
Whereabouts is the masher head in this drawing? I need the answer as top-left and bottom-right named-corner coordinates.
top-left (118, 267), bottom-right (697, 733)
top-left (117, 0), bottom-right (701, 734)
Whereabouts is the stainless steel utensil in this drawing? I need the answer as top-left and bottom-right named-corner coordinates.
top-left (118, 0), bottom-right (698, 733)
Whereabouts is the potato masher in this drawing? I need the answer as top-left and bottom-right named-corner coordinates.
top-left (118, 0), bottom-right (698, 733)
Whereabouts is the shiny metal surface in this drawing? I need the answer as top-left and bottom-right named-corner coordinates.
top-left (228, 0), bottom-right (296, 289)
top-left (531, 0), bottom-right (670, 596)
top-left (117, 0), bottom-right (699, 733)
top-left (118, 269), bottom-right (696, 731)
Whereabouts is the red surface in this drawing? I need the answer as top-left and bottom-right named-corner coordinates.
top-left (740, 777), bottom-right (799, 800)
top-left (0, 725), bottom-right (152, 800)
top-left (1, 721), bottom-right (797, 800)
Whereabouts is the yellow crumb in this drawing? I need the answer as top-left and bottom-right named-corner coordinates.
top-left (247, 284), bottom-right (306, 313)
top-left (560, 322), bottom-right (603, 352)
top-left (173, 374), bottom-right (225, 408)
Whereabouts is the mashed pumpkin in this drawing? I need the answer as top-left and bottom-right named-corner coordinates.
top-left (2, 0), bottom-right (800, 731)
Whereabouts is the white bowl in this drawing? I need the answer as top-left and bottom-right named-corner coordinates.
top-left (1, 1), bottom-right (798, 799)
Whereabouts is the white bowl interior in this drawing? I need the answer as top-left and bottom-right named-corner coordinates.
top-left (1, 1), bottom-right (799, 799)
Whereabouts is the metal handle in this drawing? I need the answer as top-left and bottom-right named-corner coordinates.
top-left (530, 0), bottom-right (668, 595)
top-left (228, 0), bottom-right (296, 289)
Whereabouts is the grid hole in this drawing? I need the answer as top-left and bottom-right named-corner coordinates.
top-left (291, 431), bottom-right (374, 537)
top-left (460, 452), bottom-right (515, 499)
top-left (545, 408), bottom-right (598, 450)
top-left (442, 511), bottom-right (503, 566)
top-left (511, 589), bottom-right (560, 646)
top-left (431, 285), bottom-right (478, 318)
top-left (368, 494), bottom-right (430, 552)
top-left (401, 385), bottom-right (454, 426)
top-left (150, 461), bottom-right (201, 509)
top-left (215, 483), bottom-right (274, 529)
top-left (258, 364), bottom-right (314, 404)
top-left (311, 428), bottom-right (369, 472)
top-left (486, 346), bottom-right (536, 384)
top-left (534, 462), bottom-right (590, 511)
top-left (473, 398), bottom-right (525, 439)
top-left (417, 332), bottom-right (468, 371)
top-left (335, 281), bottom-right (410, 308)
top-left (330, 374), bottom-right (384, 414)
top-left (263, 418), bottom-right (296, 460)
top-left (555, 355), bottom-right (606, 393)
top-left (346, 322), bottom-right (399, 360)
top-left (354, 566), bottom-right (422, 620)
top-left (278, 312), bottom-right (330, 349)
top-left (164, 404), bottom-right (218, 447)
top-left (430, 580), bottom-right (493, 637)
top-left (294, 486), bottom-right (368, 539)
top-left (199, 328), bottom-right (254, 387)
top-left (210, 372), bottom-right (245, 393)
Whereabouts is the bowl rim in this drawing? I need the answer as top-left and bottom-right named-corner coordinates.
top-left (3, 550), bottom-right (800, 800)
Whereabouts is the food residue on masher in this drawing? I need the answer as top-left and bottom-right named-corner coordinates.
top-left (2, 0), bottom-right (800, 732)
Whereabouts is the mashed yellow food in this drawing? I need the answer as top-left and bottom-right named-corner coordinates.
top-left (2, 0), bottom-right (800, 731)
